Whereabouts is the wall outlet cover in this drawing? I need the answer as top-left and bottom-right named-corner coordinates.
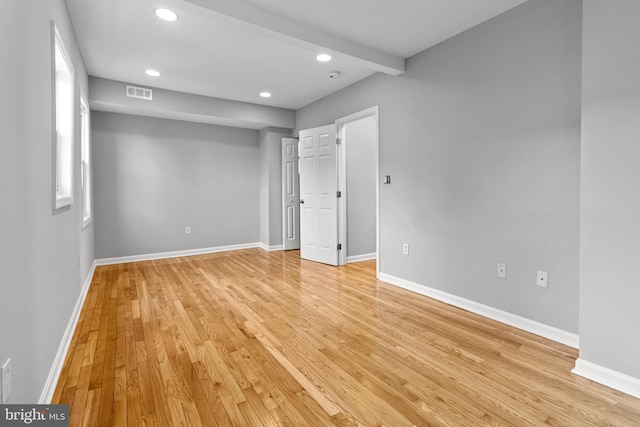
top-left (537, 270), bottom-right (549, 288)
top-left (497, 263), bottom-right (507, 279)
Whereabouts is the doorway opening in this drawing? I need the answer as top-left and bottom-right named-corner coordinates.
top-left (283, 106), bottom-right (379, 272)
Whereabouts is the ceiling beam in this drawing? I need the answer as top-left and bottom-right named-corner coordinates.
top-left (90, 77), bottom-right (296, 130)
top-left (181, 0), bottom-right (405, 76)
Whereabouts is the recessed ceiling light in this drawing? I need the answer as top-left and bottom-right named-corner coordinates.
top-left (155, 8), bottom-right (178, 22)
top-left (260, 92), bottom-right (272, 98)
top-left (316, 53), bottom-right (332, 62)
top-left (145, 69), bottom-right (161, 77)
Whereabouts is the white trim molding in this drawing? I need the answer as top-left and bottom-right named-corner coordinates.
top-left (335, 105), bottom-right (379, 272)
top-left (95, 242), bottom-right (261, 266)
top-left (377, 272), bottom-right (579, 349)
top-left (347, 253), bottom-right (376, 263)
top-left (39, 261), bottom-right (97, 404)
top-left (259, 243), bottom-right (284, 252)
top-left (572, 359), bottom-right (640, 399)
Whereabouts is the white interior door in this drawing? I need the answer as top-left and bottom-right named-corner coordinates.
top-left (299, 124), bottom-right (338, 266)
top-left (282, 138), bottom-right (300, 250)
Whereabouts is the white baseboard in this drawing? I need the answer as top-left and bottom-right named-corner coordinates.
top-left (39, 261), bottom-right (98, 404)
top-left (377, 272), bottom-right (579, 349)
top-left (95, 242), bottom-right (261, 266)
top-left (259, 243), bottom-right (284, 252)
top-left (572, 359), bottom-right (640, 399)
top-left (347, 253), bottom-right (376, 263)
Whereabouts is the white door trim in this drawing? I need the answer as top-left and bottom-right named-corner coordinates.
top-left (335, 106), bottom-right (379, 273)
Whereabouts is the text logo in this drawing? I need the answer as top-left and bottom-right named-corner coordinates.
top-left (0, 405), bottom-right (69, 426)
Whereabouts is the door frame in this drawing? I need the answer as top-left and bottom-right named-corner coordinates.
top-left (335, 106), bottom-right (379, 273)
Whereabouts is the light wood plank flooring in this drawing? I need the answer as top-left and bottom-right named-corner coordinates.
top-left (53, 249), bottom-right (640, 426)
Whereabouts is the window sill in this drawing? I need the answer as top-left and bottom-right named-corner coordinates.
top-left (55, 195), bottom-right (73, 210)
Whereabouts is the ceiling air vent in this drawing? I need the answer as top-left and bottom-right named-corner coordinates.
top-left (126, 85), bottom-right (153, 101)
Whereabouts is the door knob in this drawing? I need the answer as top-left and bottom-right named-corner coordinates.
top-left (300, 199), bottom-right (305, 204)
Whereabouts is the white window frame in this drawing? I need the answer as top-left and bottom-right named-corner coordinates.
top-left (52, 22), bottom-right (75, 209)
top-left (80, 91), bottom-right (92, 228)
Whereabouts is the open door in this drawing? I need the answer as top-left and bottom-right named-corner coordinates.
top-left (299, 124), bottom-right (339, 266)
top-left (282, 138), bottom-right (300, 250)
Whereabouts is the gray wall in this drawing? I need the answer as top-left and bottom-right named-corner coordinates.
top-left (0, 0), bottom-right (93, 403)
top-left (259, 127), bottom-right (291, 248)
top-left (297, 0), bottom-right (582, 333)
top-left (345, 115), bottom-right (377, 258)
top-left (93, 112), bottom-right (260, 258)
top-left (579, 0), bottom-right (640, 378)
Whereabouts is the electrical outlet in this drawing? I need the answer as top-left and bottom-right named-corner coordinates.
top-left (2, 358), bottom-right (12, 403)
top-left (497, 263), bottom-right (507, 279)
top-left (536, 271), bottom-right (548, 288)
top-left (185, 226), bottom-right (191, 235)
top-left (402, 243), bottom-right (409, 255)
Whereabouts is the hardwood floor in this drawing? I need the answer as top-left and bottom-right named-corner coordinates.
top-left (53, 249), bottom-right (640, 426)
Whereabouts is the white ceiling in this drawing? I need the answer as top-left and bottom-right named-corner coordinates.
top-left (65, 0), bottom-right (528, 110)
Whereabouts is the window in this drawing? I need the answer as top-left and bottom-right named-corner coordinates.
top-left (52, 23), bottom-right (75, 209)
top-left (80, 92), bottom-right (92, 227)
